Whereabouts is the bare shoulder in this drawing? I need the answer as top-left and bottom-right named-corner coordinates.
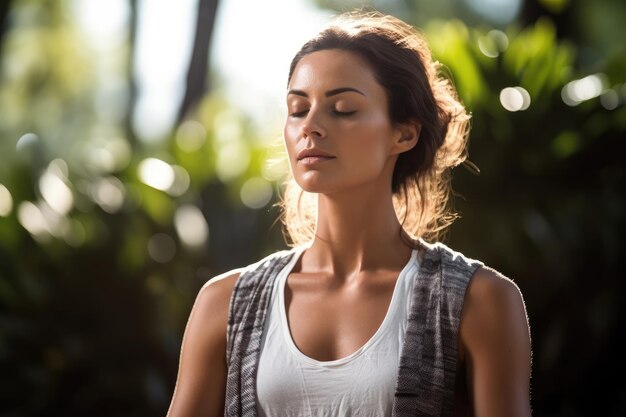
top-left (182, 268), bottom-right (244, 352)
top-left (192, 268), bottom-right (243, 320)
top-left (461, 266), bottom-right (529, 338)
top-left (201, 268), bottom-right (243, 297)
top-left (459, 266), bottom-right (532, 416)
top-left (166, 269), bottom-right (243, 417)
top-left (465, 266), bottom-right (527, 311)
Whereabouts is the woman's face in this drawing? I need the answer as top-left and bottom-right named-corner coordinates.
top-left (284, 48), bottom-right (405, 195)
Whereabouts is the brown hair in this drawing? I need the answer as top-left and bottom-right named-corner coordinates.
top-left (278, 10), bottom-right (471, 246)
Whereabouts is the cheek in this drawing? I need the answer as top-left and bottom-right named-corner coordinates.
top-left (343, 115), bottom-right (393, 164)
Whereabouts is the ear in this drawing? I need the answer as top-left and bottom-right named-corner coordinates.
top-left (390, 120), bottom-right (421, 156)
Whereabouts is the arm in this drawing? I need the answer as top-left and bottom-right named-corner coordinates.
top-left (166, 270), bottom-right (241, 417)
top-left (459, 266), bottom-right (532, 417)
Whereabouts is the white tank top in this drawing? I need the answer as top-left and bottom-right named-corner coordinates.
top-left (256, 246), bottom-right (420, 417)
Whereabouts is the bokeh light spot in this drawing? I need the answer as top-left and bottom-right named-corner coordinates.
top-left (39, 161), bottom-right (74, 216)
top-left (489, 30), bottom-right (509, 51)
top-left (138, 158), bottom-right (175, 191)
top-left (174, 204), bottom-right (209, 248)
top-left (0, 184), bottom-right (13, 217)
top-left (477, 30), bottom-right (508, 58)
top-left (17, 201), bottom-right (50, 238)
top-left (478, 36), bottom-right (499, 58)
top-left (213, 110), bottom-right (243, 144)
top-left (167, 165), bottom-right (191, 197)
top-left (16, 133), bottom-right (39, 152)
top-left (500, 86), bottom-right (531, 111)
top-left (147, 233), bottom-right (176, 263)
top-left (86, 138), bottom-right (132, 174)
top-left (215, 141), bottom-right (250, 182)
top-left (562, 74), bottom-right (605, 106)
top-left (176, 120), bottom-right (207, 152)
top-left (93, 176), bottom-right (126, 213)
top-left (600, 90), bottom-right (619, 110)
top-left (240, 177), bottom-right (273, 209)
top-left (49, 159), bottom-right (69, 179)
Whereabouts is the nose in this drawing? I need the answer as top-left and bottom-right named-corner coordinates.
top-left (301, 109), bottom-right (326, 139)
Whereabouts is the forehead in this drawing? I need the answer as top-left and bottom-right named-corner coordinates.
top-left (288, 49), bottom-right (381, 94)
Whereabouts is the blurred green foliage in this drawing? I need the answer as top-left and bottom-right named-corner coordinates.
top-left (0, 2), bottom-right (286, 415)
top-left (0, 0), bottom-right (625, 416)
top-left (426, 19), bottom-right (625, 411)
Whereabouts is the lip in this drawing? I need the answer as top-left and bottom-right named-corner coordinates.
top-left (296, 148), bottom-right (335, 161)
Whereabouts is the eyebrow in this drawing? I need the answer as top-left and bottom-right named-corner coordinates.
top-left (287, 87), bottom-right (366, 98)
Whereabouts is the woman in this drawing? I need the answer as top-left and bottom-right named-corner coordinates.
top-left (167, 10), bottom-right (532, 417)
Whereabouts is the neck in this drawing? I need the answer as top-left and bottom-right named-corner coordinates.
top-left (302, 184), bottom-right (413, 278)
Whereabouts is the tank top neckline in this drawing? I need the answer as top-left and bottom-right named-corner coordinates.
top-left (276, 245), bottom-right (419, 367)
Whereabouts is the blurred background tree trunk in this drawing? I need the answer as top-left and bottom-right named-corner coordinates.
top-left (125, 0), bottom-right (139, 147)
top-left (0, 0), bottom-right (12, 47)
top-left (177, 0), bottom-right (220, 123)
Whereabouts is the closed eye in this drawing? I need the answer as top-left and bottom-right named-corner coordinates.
top-left (289, 110), bottom-right (309, 118)
top-left (289, 109), bottom-right (357, 118)
top-left (332, 110), bottom-right (357, 117)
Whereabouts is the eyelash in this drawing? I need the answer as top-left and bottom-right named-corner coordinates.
top-left (289, 109), bottom-right (357, 118)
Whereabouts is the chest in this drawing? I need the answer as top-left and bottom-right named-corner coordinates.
top-left (256, 270), bottom-right (410, 416)
top-left (283, 271), bottom-right (407, 362)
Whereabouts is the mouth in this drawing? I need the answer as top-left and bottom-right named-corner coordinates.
top-left (297, 155), bottom-right (336, 165)
top-left (296, 148), bottom-right (335, 162)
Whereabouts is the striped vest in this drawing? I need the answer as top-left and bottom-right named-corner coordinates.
top-left (224, 240), bottom-right (483, 417)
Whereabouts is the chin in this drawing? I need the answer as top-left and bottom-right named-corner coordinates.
top-left (296, 178), bottom-right (361, 197)
top-left (296, 182), bottom-right (330, 194)
top-left (294, 175), bottom-right (339, 195)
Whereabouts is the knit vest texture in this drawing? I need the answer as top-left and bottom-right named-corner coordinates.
top-left (224, 240), bottom-right (483, 417)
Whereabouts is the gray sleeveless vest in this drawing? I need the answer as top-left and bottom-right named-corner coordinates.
top-left (224, 240), bottom-right (483, 417)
